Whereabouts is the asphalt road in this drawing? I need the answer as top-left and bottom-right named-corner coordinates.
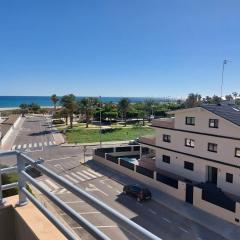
top-left (0, 116), bottom-right (227, 240)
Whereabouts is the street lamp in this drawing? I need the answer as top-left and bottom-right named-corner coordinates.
top-left (221, 59), bottom-right (230, 99)
top-left (99, 96), bottom-right (102, 148)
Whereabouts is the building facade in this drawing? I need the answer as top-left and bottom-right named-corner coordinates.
top-left (140, 104), bottom-right (240, 196)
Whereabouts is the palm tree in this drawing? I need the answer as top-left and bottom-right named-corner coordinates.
top-left (19, 103), bottom-right (29, 116)
top-left (79, 97), bottom-right (98, 128)
top-left (51, 94), bottom-right (59, 110)
top-left (60, 94), bottom-right (78, 128)
top-left (118, 98), bottom-right (130, 126)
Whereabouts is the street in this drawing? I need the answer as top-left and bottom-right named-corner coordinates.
top-left (0, 116), bottom-right (227, 240)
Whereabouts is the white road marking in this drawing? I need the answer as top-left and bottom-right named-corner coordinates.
top-left (178, 227), bottom-right (189, 233)
top-left (45, 179), bottom-right (59, 190)
top-left (148, 209), bottom-right (157, 215)
top-left (38, 181), bottom-right (52, 192)
top-left (87, 169), bottom-right (102, 177)
top-left (39, 142), bottom-right (42, 147)
top-left (12, 145), bottom-right (16, 150)
top-left (29, 143), bottom-right (32, 148)
top-left (162, 217), bottom-right (171, 223)
top-left (64, 174), bottom-right (79, 183)
top-left (23, 144), bottom-right (27, 149)
top-left (71, 172), bottom-right (85, 181)
top-left (49, 141), bottom-right (53, 146)
top-left (57, 189), bottom-right (67, 194)
top-left (53, 141), bottom-right (56, 145)
top-left (44, 142), bottom-right (48, 146)
top-left (85, 183), bottom-right (109, 196)
top-left (76, 171), bottom-right (91, 180)
top-left (116, 190), bottom-right (121, 194)
top-left (78, 211), bottom-right (100, 215)
top-left (64, 200), bottom-right (84, 204)
top-left (82, 170), bottom-right (97, 178)
top-left (17, 145), bottom-right (21, 149)
top-left (107, 184), bottom-right (113, 189)
top-left (34, 142), bottom-right (37, 147)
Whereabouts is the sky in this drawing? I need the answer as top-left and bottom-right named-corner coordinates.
top-left (0, 0), bottom-right (239, 98)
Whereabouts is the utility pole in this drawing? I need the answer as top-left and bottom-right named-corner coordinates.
top-left (221, 59), bottom-right (228, 99)
top-left (99, 96), bottom-right (102, 148)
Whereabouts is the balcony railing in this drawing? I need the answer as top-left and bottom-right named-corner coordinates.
top-left (152, 117), bottom-right (175, 128)
top-left (0, 150), bottom-right (161, 240)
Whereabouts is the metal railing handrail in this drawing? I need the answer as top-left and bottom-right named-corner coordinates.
top-left (0, 150), bottom-right (162, 240)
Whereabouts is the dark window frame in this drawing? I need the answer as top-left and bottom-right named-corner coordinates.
top-left (185, 117), bottom-right (195, 126)
top-left (184, 161), bottom-right (194, 171)
top-left (235, 148), bottom-right (240, 158)
top-left (162, 155), bottom-right (170, 164)
top-left (163, 134), bottom-right (171, 143)
top-left (209, 119), bottom-right (219, 128)
top-left (185, 138), bottom-right (195, 148)
top-left (226, 173), bottom-right (233, 183)
top-left (208, 143), bottom-right (218, 153)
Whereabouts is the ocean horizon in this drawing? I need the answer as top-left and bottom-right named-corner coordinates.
top-left (0, 96), bottom-right (177, 108)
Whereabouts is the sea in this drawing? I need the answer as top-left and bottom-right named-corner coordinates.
top-left (0, 96), bottom-right (176, 108)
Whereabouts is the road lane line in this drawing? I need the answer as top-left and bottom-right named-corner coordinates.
top-left (76, 172), bottom-right (91, 180)
top-left (49, 141), bottom-right (53, 146)
top-left (12, 145), bottom-right (16, 150)
top-left (23, 144), bottom-right (27, 149)
top-left (39, 142), bottom-right (43, 147)
top-left (44, 142), bottom-right (48, 146)
top-left (64, 200), bottom-right (84, 204)
top-left (17, 145), bottom-right (21, 149)
top-left (34, 142), bottom-right (37, 147)
top-left (38, 181), bottom-right (52, 192)
top-left (45, 179), bottom-right (59, 190)
top-left (162, 217), bottom-right (171, 223)
top-left (178, 227), bottom-right (189, 233)
top-left (64, 174), bottom-right (79, 183)
top-left (53, 140), bottom-right (56, 145)
top-left (82, 170), bottom-right (97, 178)
top-left (107, 184), bottom-right (113, 189)
top-left (148, 209), bottom-right (157, 215)
top-left (71, 172), bottom-right (85, 181)
top-left (29, 143), bottom-right (32, 148)
top-left (87, 169), bottom-right (102, 177)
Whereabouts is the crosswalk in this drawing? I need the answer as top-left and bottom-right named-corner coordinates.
top-left (12, 140), bottom-right (56, 151)
top-left (37, 168), bottom-right (103, 195)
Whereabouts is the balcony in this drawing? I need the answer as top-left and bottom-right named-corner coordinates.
top-left (152, 117), bottom-right (175, 129)
top-left (139, 135), bottom-right (156, 146)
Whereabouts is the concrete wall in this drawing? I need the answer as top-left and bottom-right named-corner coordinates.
top-left (193, 186), bottom-right (240, 225)
top-left (93, 154), bottom-right (186, 201)
top-left (0, 206), bottom-right (15, 240)
top-left (0, 115), bottom-right (22, 146)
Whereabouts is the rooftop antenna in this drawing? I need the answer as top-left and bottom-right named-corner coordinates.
top-left (220, 59), bottom-right (231, 99)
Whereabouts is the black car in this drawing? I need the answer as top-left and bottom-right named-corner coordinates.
top-left (123, 184), bottom-right (152, 202)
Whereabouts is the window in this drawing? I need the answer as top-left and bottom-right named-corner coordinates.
top-left (235, 148), bottom-right (240, 158)
top-left (185, 138), bottom-right (195, 148)
top-left (184, 161), bottom-right (194, 171)
top-left (208, 143), bottom-right (218, 153)
top-left (162, 155), bottom-right (170, 164)
top-left (185, 117), bottom-right (195, 126)
top-left (226, 173), bottom-right (233, 183)
top-left (209, 119), bottom-right (219, 128)
top-left (163, 134), bottom-right (171, 143)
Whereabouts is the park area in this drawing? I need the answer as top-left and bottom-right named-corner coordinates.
top-left (58, 123), bottom-right (154, 143)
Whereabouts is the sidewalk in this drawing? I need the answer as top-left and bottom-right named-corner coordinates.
top-left (61, 140), bottom-right (130, 147)
top-left (90, 160), bottom-right (240, 240)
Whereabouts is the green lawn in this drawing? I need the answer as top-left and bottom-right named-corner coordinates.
top-left (65, 126), bottom-right (154, 143)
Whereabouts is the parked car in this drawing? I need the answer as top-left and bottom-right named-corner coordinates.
top-left (128, 138), bottom-right (139, 145)
top-left (123, 184), bottom-right (152, 202)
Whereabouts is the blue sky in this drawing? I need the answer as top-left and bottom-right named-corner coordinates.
top-left (0, 0), bottom-right (239, 98)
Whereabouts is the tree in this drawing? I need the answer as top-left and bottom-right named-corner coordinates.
top-left (60, 94), bottom-right (78, 128)
top-left (118, 98), bottom-right (130, 126)
top-left (144, 98), bottom-right (155, 122)
top-left (19, 103), bottom-right (29, 116)
top-left (79, 97), bottom-right (99, 128)
top-left (232, 92), bottom-right (238, 100)
top-left (51, 94), bottom-right (59, 110)
top-left (225, 94), bottom-right (233, 101)
top-left (28, 103), bottom-right (40, 113)
top-left (211, 95), bottom-right (222, 104)
top-left (185, 93), bottom-right (202, 108)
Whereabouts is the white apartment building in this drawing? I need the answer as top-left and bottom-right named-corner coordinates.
top-left (140, 103), bottom-right (240, 196)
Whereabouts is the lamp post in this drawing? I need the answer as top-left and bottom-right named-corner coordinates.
top-left (221, 59), bottom-right (228, 99)
top-left (99, 96), bottom-right (102, 148)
